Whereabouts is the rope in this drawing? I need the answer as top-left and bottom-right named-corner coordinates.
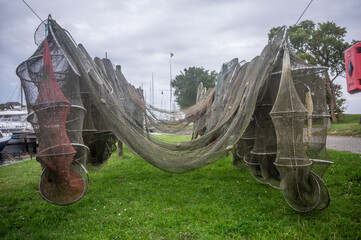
top-left (21, 0), bottom-right (43, 22)
top-left (295, 0), bottom-right (314, 25)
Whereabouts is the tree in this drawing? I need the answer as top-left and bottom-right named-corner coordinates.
top-left (173, 67), bottom-right (217, 109)
top-left (268, 20), bottom-right (353, 122)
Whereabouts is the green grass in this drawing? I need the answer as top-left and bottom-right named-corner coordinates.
top-left (151, 134), bottom-right (192, 142)
top-left (328, 114), bottom-right (361, 137)
top-left (0, 147), bottom-right (360, 239)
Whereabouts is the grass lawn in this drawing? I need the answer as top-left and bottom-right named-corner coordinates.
top-left (0, 145), bottom-right (360, 239)
top-left (328, 114), bottom-right (361, 137)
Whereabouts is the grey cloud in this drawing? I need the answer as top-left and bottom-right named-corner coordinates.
top-left (0, 0), bottom-right (360, 112)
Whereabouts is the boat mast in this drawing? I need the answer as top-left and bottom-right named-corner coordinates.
top-left (20, 82), bottom-right (23, 110)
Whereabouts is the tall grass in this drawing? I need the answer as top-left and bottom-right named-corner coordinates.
top-left (0, 146), bottom-right (360, 239)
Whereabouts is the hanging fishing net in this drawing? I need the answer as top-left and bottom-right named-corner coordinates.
top-left (17, 34), bottom-right (88, 205)
top-left (16, 16), bottom-right (332, 211)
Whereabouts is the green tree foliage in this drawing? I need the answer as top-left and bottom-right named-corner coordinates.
top-left (268, 20), bottom-right (354, 122)
top-left (173, 67), bottom-right (217, 109)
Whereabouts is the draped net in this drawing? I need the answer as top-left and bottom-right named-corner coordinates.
top-left (16, 16), bottom-right (332, 211)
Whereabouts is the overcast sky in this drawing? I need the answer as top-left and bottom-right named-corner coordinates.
top-left (0, 0), bottom-right (360, 113)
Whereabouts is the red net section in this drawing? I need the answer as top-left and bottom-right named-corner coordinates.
top-left (33, 40), bottom-right (83, 205)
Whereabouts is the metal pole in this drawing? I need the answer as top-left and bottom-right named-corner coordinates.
top-left (149, 81), bottom-right (152, 104)
top-left (152, 72), bottom-right (154, 105)
top-left (20, 82), bottom-right (23, 110)
top-left (170, 53), bottom-right (173, 112)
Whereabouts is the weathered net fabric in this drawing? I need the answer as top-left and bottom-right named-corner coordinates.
top-left (191, 83), bottom-right (215, 139)
top-left (44, 18), bottom-right (284, 174)
top-left (16, 37), bottom-right (88, 205)
top-left (231, 118), bottom-right (255, 170)
top-left (269, 45), bottom-right (332, 212)
top-left (17, 17), bottom-right (332, 211)
top-left (229, 38), bottom-right (332, 211)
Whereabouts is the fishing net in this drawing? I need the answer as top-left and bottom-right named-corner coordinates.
top-left (16, 16), bottom-right (332, 211)
top-left (17, 36), bottom-right (88, 205)
top-left (269, 45), bottom-right (332, 212)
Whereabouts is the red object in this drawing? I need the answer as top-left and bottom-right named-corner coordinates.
top-left (33, 39), bottom-right (85, 205)
top-left (344, 42), bottom-right (361, 94)
top-left (34, 39), bottom-right (76, 190)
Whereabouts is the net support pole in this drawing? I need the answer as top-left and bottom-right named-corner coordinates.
top-left (118, 140), bottom-right (123, 157)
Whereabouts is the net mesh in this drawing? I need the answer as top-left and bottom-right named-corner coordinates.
top-left (16, 16), bottom-right (332, 211)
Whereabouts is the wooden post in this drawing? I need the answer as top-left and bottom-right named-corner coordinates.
top-left (118, 140), bottom-right (123, 157)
